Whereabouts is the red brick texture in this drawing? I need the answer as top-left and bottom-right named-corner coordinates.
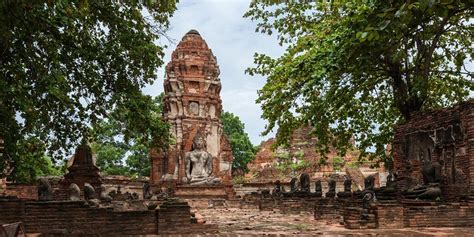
top-left (393, 100), bottom-right (474, 200)
top-left (150, 29), bottom-right (233, 188)
top-left (0, 198), bottom-right (216, 235)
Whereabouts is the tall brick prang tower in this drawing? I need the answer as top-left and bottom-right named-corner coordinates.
top-left (150, 30), bottom-right (233, 189)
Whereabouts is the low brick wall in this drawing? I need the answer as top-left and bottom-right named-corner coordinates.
top-left (342, 200), bottom-right (474, 229)
top-left (375, 203), bottom-right (404, 228)
top-left (240, 191), bottom-right (348, 217)
top-left (314, 198), bottom-right (345, 222)
top-left (0, 198), bottom-right (216, 235)
top-left (279, 196), bottom-right (321, 214)
top-left (4, 184), bottom-right (37, 200)
top-left (157, 199), bottom-right (217, 234)
top-left (342, 206), bottom-right (376, 229)
top-left (402, 201), bottom-right (473, 227)
top-left (0, 199), bottom-right (157, 235)
top-left (175, 185), bottom-right (231, 199)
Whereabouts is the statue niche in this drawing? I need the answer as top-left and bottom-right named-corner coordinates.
top-left (183, 133), bottom-right (221, 185)
top-left (403, 154), bottom-right (442, 200)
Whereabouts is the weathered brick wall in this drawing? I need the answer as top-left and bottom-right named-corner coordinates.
top-left (0, 178), bottom-right (6, 195)
top-left (158, 200), bottom-right (191, 234)
top-left (0, 198), bottom-right (216, 235)
top-left (393, 100), bottom-right (474, 200)
top-left (314, 198), bottom-right (346, 222)
top-left (278, 196), bottom-right (321, 214)
top-left (402, 201), bottom-right (473, 227)
top-left (4, 184), bottom-right (37, 199)
top-left (157, 199), bottom-right (218, 234)
top-left (342, 206), bottom-right (377, 229)
top-left (0, 199), bottom-right (157, 235)
top-left (375, 203), bottom-right (404, 228)
top-left (174, 185), bottom-right (230, 199)
top-left (343, 201), bottom-right (474, 229)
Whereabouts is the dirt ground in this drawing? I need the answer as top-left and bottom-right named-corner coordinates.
top-left (195, 207), bottom-right (474, 236)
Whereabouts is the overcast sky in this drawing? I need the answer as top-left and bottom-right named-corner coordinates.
top-left (142, 0), bottom-right (284, 145)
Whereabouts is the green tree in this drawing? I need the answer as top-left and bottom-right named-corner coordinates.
top-left (245, 1), bottom-right (474, 163)
top-left (0, 1), bottom-right (176, 177)
top-left (8, 137), bottom-right (63, 183)
top-left (221, 112), bottom-right (256, 172)
top-left (126, 144), bottom-right (150, 177)
top-left (91, 94), bottom-right (166, 177)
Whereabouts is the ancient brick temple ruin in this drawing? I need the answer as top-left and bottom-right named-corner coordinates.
top-left (1, 143), bottom-right (218, 235)
top-left (393, 100), bottom-right (474, 201)
top-left (237, 100), bottom-right (474, 230)
top-left (150, 30), bottom-right (234, 196)
top-left (61, 144), bottom-right (102, 189)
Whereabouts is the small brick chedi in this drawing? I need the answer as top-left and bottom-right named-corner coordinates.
top-left (150, 30), bottom-right (233, 188)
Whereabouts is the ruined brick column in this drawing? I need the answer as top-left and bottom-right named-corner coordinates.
top-left (150, 29), bottom-right (233, 186)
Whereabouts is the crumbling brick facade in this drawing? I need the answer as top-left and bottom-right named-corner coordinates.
top-left (393, 100), bottom-right (474, 200)
top-left (150, 30), bottom-right (233, 187)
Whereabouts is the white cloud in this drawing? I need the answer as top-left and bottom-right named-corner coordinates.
top-left (142, 0), bottom-right (285, 145)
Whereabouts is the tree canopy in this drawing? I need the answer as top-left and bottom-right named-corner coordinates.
top-left (0, 1), bottom-right (176, 177)
top-left (221, 112), bottom-right (256, 172)
top-left (91, 94), bottom-right (165, 177)
top-left (8, 137), bottom-right (63, 183)
top-left (245, 0), bottom-right (474, 163)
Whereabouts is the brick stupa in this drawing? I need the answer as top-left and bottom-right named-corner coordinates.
top-left (150, 30), bottom-right (233, 196)
top-left (62, 144), bottom-right (102, 190)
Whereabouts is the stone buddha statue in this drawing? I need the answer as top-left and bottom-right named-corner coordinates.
top-left (184, 133), bottom-right (221, 185)
top-left (337, 176), bottom-right (352, 198)
top-left (403, 152), bottom-right (442, 200)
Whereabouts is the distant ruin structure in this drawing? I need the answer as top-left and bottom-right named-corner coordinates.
top-left (150, 29), bottom-right (233, 188)
top-left (62, 144), bottom-right (102, 190)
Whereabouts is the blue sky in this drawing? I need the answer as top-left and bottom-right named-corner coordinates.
top-left (142, 0), bottom-right (285, 145)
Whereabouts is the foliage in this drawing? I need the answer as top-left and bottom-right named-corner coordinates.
top-left (294, 150), bottom-right (305, 159)
top-left (275, 147), bottom-right (311, 172)
top-left (221, 111), bottom-right (257, 172)
top-left (290, 160), bottom-right (310, 172)
top-left (347, 161), bottom-right (361, 168)
top-left (232, 175), bottom-right (246, 185)
top-left (8, 137), bottom-right (63, 183)
top-left (318, 157), bottom-right (329, 166)
top-left (0, 1), bottom-right (177, 177)
top-left (245, 0), bottom-right (474, 164)
top-left (91, 94), bottom-right (166, 177)
top-left (332, 156), bottom-right (345, 171)
top-left (274, 148), bottom-right (290, 160)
